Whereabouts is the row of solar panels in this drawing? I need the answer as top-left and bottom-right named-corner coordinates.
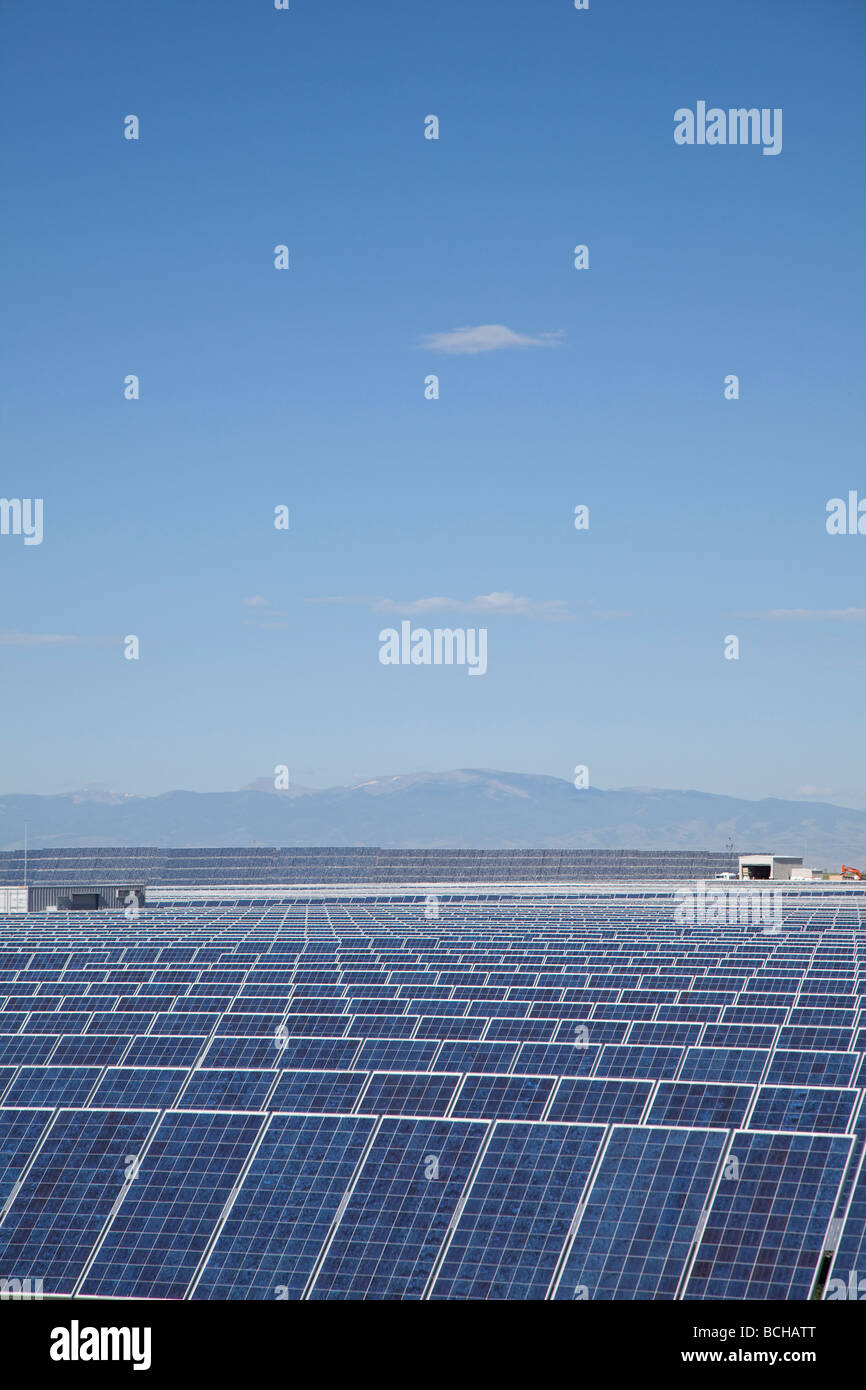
top-left (0, 847), bottom-right (741, 884)
top-left (0, 1062), bottom-right (863, 1131)
top-left (0, 1106), bottom-right (862, 1300)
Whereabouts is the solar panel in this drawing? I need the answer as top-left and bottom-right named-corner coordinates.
top-left (177, 1069), bottom-right (277, 1111)
top-left (450, 1074), bottom-right (555, 1121)
top-left (0, 1108), bottom-right (158, 1294)
top-left (0, 1107), bottom-right (53, 1208)
top-left (78, 1110), bottom-right (266, 1298)
top-left (645, 1081), bottom-right (754, 1129)
top-left (547, 1077), bottom-right (652, 1126)
top-left (90, 1067), bottom-right (190, 1110)
top-left (678, 1047), bottom-right (769, 1084)
top-left (594, 1045), bottom-right (684, 1080)
top-left (306, 1117), bottom-right (488, 1299)
top-left (682, 1130), bottom-right (853, 1300)
top-left (551, 1126), bottom-right (730, 1299)
top-left (764, 1050), bottom-right (860, 1088)
top-left (428, 1121), bottom-right (605, 1299)
top-left (746, 1086), bottom-right (858, 1134)
top-left (268, 1070), bottom-right (369, 1114)
top-left (357, 1072), bottom-right (461, 1118)
top-left (190, 1114), bottom-right (376, 1299)
top-left (3, 1066), bottom-right (102, 1109)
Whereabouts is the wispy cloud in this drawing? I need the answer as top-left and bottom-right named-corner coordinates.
top-left (797, 785), bottom-right (834, 798)
top-left (0, 632), bottom-right (79, 646)
top-left (308, 593), bottom-right (630, 622)
top-left (418, 324), bottom-right (565, 355)
top-left (741, 608), bottom-right (866, 621)
top-left (240, 596), bottom-right (289, 630)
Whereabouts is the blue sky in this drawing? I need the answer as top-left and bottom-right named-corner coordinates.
top-left (2, 0), bottom-right (864, 806)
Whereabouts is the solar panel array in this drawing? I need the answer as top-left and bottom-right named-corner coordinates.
top-left (0, 885), bottom-right (864, 1300)
top-left (0, 846), bottom-right (739, 885)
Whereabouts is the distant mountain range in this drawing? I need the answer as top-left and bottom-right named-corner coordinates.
top-left (1, 770), bottom-right (863, 863)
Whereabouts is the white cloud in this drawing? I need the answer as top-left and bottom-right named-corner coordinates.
top-left (797, 785), bottom-right (834, 798)
top-left (418, 324), bottom-right (565, 355)
top-left (307, 593), bottom-right (630, 622)
top-left (0, 632), bottom-right (79, 645)
top-left (241, 595), bottom-right (270, 608)
top-left (743, 608), bottom-right (866, 621)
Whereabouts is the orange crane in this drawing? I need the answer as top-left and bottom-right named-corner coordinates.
top-left (841, 864), bottom-right (863, 879)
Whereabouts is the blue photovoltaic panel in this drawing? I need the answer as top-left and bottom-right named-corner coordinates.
top-left (682, 1130), bottom-right (853, 1300)
top-left (0, 1107), bottom-right (52, 1207)
top-left (700, 1024), bottom-right (778, 1049)
top-left (594, 1045), bottom-right (684, 1080)
top-left (434, 1041), bottom-right (518, 1073)
top-left (151, 1012), bottom-right (220, 1035)
top-left (461, 1023), bottom-right (556, 1045)
top-left (415, 1017), bottom-right (486, 1041)
top-left (191, 1113), bottom-right (376, 1299)
top-left (746, 1086), bottom-right (858, 1135)
top-left (307, 1117), bottom-right (488, 1299)
top-left (0, 1035), bottom-right (57, 1065)
top-left (645, 1082), bottom-right (754, 1130)
top-left (679, 1048), bottom-right (769, 1085)
top-left (429, 1121), bottom-right (605, 1300)
top-left (450, 1074), bottom-right (555, 1121)
top-left (268, 1070), bottom-right (368, 1114)
top-left (764, 1050), bottom-right (859, 1088)
top-left (353, 1039), bottom-right (440, 1072)
top-left (0, 1108), bottom-right (158, 1294)
top-left (177, 1069), bottom-right (276, 1111)
top-left (90, 1067), bottom-right (189, 1110)
top-left (778, 1026), bottom-right (853, 1051)
top-left (124, 1035), bottom-right (208, 1068)
top-left (49, 1036), bottom-right (131, 1066)
top-left (347, 1015), bottom-right (419, 1039)
top-left (624, 1022), bottom-right (703, 1047)
top-left (512, 1043), bottom-right (600, 1077)
top-left (552, 1126), bottom-right (729, 1300)
top-left (546, 1077), bottom-right (652, 1126)
top-left (3, 1066), bottom-right (101, 1109)
top-left (79, 1110), bottom-right (266, 1299)
top-left (825, 1150), bottom-right (866, 1298)
top-left (551, 1019), bottom-right (630, 1044)
top-left (357, 1072), bottom-right (461, 1118)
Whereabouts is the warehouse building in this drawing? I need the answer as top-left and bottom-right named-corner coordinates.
top-left (0, 884), bottom-right (145, 913)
